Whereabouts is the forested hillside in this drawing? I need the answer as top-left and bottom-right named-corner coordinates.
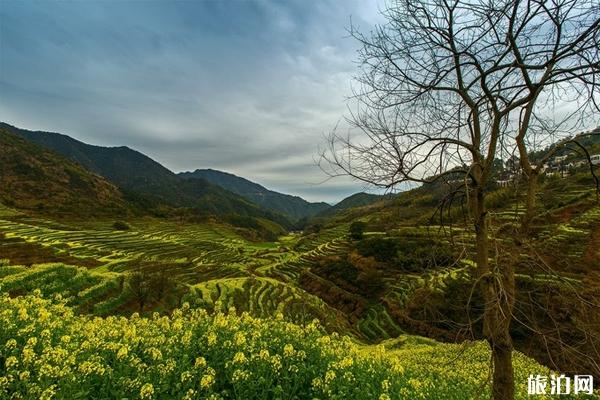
top-left (179, 169), bottom-right (330, 220)
top-left (0, 129), bottom-right (127, 217)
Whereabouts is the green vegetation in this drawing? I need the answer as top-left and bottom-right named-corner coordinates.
top-left (179, 169), bottom-right (330, 220)
top-left (0, 293), bottom-right (576, 400)
top-left (0, 123), bottom-right (292, 235)
top-left (1, 125), bottom-right (600, 398)
top-left (0, 129), bottom-right (127, 217)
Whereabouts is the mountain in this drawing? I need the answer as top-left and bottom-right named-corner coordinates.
top-left (178, 169), bottom-right (330, 220)
top-left (1, 122), bottom-right (291, 230)
top-left (0, 128), bottom-right (127, 216)
top-left (317, 192), bottom-right (383, 218)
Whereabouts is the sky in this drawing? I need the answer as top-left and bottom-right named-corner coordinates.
top-left (0, 0), bottom-right (386, 203)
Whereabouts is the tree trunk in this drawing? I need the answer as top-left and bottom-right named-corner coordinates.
top-left (522, 171), bottom-right (538, 235)
top-left (474, 187), bottom-right (515, 400)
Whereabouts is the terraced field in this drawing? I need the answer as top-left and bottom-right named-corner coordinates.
top-left (0, 205), bottom-right (361, 332)
top-left (5, 190), bottom-right (590, 345)
top-left (0, 263), bottom-right (128, 315)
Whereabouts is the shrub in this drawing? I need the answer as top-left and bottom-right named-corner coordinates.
top-left (112, 221), bottom-right (131, 230)
top-left (349, 221), bottom-right (366, 240)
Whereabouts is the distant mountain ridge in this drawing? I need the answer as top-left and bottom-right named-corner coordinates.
top-left (317, 192), bottom-right (383, 218)
top-left (178, 169), bottom-right (330, 220)
top-left (1, 121), bottom-right (381, 225)
top-left (0, 122), bottom-right (290, 229)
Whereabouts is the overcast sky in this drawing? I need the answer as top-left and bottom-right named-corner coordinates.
top-left (0, 0), bottom-right (387, 203)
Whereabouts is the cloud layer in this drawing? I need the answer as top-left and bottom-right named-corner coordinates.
top-left (0, 0), bottom-right (384, 203)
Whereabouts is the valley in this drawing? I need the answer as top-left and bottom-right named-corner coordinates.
top-left (2, 156), bottom-right (599, 399)
top-left (2, 120), bottom-right (600, 399)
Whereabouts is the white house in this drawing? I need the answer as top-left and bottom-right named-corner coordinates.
top-left (591, 154), bottom-right (600, 166)
top-left (553, 155), bottom-right (569, 164)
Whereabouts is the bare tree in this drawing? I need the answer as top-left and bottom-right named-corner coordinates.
top-left (322, 1), bottom-right (600, 398)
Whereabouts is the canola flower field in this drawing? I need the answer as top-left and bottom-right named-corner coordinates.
top-left (2, 292), bottom-right (593, 400)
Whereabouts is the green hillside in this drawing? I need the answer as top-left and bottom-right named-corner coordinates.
top-left (0, 129), bottom-right (127, 217)
top-left (1, 122), bottom-right (291, 235)
top-left (179, 169), bottom-right (330, 220)
top-left (310, 167), bottom-right (600, 378)
top-left (316, 192), bottom-right (383, 218)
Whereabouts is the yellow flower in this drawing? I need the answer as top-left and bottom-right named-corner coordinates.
top-left (39, 384), bottom-right (57, 400)
top-left (232, 369), bottom-right (250, 382)
top-left (181, 330), bottom-right (192, 345)
top-left (325, 370), bottom-right (336, 383)
top-left (207, 332), bottom-right (217, 346)
top-left (180, 371), bottom-right (192, 383)
top-left (22, 347), bottom-right (36, 364)
top-left (318, 336), bottom-right (331, 346)
top-left (270, 355), bottom-right (282, 371)
top-left (379, 394), bottom-right (391, 400)
top-left (200, 373), bottom-right (214, 389)
top-left (117, 346), bottom-right (128, 360)
top-left (381, 379), bottom-right (391, 391)
top-left (283, 344), bottom-right (295, 357)
top-left (339, 356), bottom-right (353, 368)
top-left (19, 371), bottom-right (30, 381)
top-left (234, 331), bottom-right (246, 346)
top-left (183, 389), bottom-right (196, 400)
top-left (18, 307), bottom-right (29, 321)
top-left (408, 378), bottom-right (423, 389)
top-left (147, 347), bottom-right (162, 361)
top-left (391, 362), bottom-right (405, 375)
top-left (259, 349), bottom-right (270, 360)
top-left (4, 339), bottom-right (16, 349)
top-left (5, 356), bottom-right (18, 369)
top-left (233, 351), bottom-right (247, 364)
top-left (195, 356), bottom-right (207, 368)
top-left (140, 383), bottom-right (154, 399)
top-left (38, 308), bottom-right (50, 322)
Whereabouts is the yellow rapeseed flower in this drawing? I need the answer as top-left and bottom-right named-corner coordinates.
top-left (259, 349), bottom-right (270, 360)
top-left (339, 356), bottom-right (353, 368)
top-left (232, 369), bottom-right (250, 382)
top-left (325, 370), bottom-right (336, 383)
top-left (233, 351), bottom-right (247, 364)
top-left (200, 373), bottom-right (214, 389)
top-left (5, 356), bottom-right (18, 369)
top-left (234, 331), bottom-right (246, 346)
top-left (140, 383), bottom-right (154, 399)
top-left (117, 346), bottom-right (129, 360)
top-left (195, 356), bottom-right (207, 368)
top-left (207, 332), bottom-right (217, 346)
top-left (381, 379), bottom-right (391, 391)
top-left (39, 384), bottom-right (57, 400)
top-left (283, 344), bottom-right (295, 357)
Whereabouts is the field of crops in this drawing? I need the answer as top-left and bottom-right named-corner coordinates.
top-left (0, 203), bottom-right (485, 343)
top-left (0, 207), bottom-right (363, 325)
top-left (1, 293), bottom-right (575, 400)
top-left (2, 193), bottom-right (600, 399)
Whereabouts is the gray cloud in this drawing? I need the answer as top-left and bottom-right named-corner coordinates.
top-left (0, 0), bottom-right (385, 203)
